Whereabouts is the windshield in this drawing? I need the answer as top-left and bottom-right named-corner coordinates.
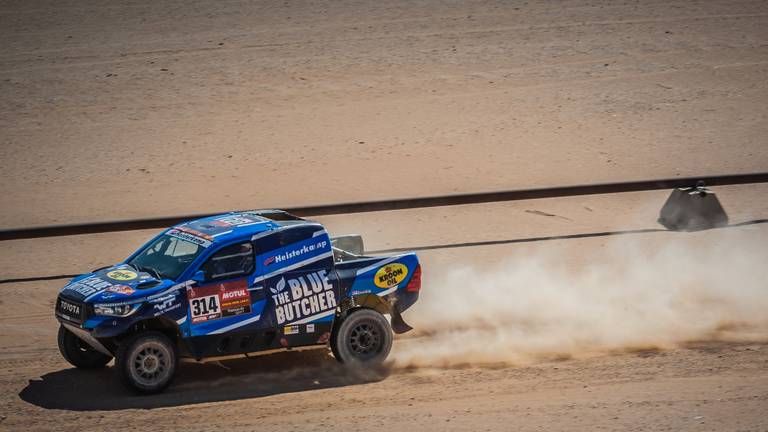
top-left (128, 234), bottom-right (206, 280)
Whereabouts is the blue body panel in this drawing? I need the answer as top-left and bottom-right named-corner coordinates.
top-left (54, 210), bottom-right (420, 358)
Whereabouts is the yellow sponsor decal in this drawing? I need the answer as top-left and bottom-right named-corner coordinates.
top-left (374, 263), bottom-right (408, 289)
top-left (106, 270), bottom-right (138, 281)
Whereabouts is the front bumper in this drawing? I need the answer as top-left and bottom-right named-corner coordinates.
top-left (60, 322), bottom-right (113, 356)
top-left (55, 294), bottom-right (145, 346)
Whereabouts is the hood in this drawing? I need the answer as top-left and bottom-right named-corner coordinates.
top-left (59, 264), bottom-right (175, 303)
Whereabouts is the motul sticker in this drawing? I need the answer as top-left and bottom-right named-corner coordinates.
top-left (188, 279), bottom-right (251, 324)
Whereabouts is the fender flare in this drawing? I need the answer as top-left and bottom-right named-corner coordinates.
top-left (336, 293), bottom-right (412, 334)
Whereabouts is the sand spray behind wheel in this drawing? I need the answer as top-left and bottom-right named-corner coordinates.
top-left (391, 226), bottom-right (768, 367)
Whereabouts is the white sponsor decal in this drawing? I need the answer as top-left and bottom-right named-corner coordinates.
top-left (154, 303), bottom-right (181, 317)
top-left (167, 228), bottom-right (212, 247)
top-left (270, 270), bottom-right (337, 325)
top-left (215, 215), bottom-right (263, 226)
top-left (265, 240), bottom-right (328, 266)
top-left (189, 294), bottom-right (221, 323)
top-left (151, 293), bottom-right (180, 316)
top-left (59, 300), bottom-right (81, 315)
top-left (222, 289), bottom-right (247, 300)
top-left (64, 277), bottom-right (112, 297)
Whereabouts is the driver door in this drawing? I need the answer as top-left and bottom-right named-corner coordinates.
top-left (186, 241), bottom-right (262, 337)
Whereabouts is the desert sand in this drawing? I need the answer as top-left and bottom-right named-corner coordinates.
top-left (0, 0), bottom-right (767, 430)
top-left (1, 0), bottom-right (767, 227)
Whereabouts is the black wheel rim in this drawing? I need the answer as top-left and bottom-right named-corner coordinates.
top-left (348, 321), bottom-right (382, 359)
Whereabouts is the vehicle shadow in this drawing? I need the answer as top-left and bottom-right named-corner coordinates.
top-left (19, 350), bottom-right (389, 411)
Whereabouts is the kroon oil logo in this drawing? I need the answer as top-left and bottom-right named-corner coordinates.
top-left (374, 263), bottom-right (408, 289)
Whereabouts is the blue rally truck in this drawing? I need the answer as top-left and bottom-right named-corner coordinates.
top-left (54, 210), bottom-right (421, 394)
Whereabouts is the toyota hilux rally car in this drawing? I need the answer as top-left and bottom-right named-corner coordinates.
top-left (54, 210), bottom-right (420, 394)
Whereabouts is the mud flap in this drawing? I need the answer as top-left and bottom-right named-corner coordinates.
top-left (390, 307), bottom-right (413, 334)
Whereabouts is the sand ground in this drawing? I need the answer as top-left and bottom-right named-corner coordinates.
top-left (1, 227), bottom-right (768, 431)
top-left (0, 0), bottom-right (767, 431)
top-left (1, 0), bottom-right (767, 227)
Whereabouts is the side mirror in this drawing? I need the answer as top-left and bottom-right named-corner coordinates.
top-left (191, 270), bottom-right (206, 283)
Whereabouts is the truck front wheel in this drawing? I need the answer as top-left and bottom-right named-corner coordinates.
top-left (331, 309), bottom-right (393, 366)
top-left (116, 331), bottom-right (177, 394)
top-left (57, 325), bottom-right (112, 369)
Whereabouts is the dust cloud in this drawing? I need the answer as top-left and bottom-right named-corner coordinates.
top-left (393, 227), bottom-right (768, 367)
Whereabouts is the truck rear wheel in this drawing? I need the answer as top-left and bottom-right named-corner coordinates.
top-left (57, 325), bottom-right (112, 369)
top-left (116, 331), bottom-right (177, 394)
top-left (331, 309), bottom-right (392, 366)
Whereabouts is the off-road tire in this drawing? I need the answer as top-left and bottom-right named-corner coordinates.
top-left (57, 325), bottom-right (112, 369)
top-left (331, 309), bottom-right (393, 366)
top-left (116, 331), bottom-right (177, 395)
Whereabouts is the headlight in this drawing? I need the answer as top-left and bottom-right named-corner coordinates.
top-left (93, 303), bottom-right (141, 317)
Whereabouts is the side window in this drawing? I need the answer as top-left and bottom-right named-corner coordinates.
top-left (201, 242), bottom-right (254, 281)
top-left (272, 227), bottom-right (332, 271)
top-left (276, 228), bottom-right (309, 247)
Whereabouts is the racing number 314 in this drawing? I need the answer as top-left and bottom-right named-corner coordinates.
top-left (191, 295), bottom-right (220, 317)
